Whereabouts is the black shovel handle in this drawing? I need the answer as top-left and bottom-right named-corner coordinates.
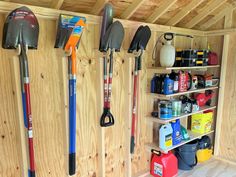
top-left (100, 108), bottom-right (114, 127)
top-left (137, 51), bottom-right (143, 71)
top-left (69, 153), bottom-right (76, 175)
top-left (130, 136), bottom-right (135, 154)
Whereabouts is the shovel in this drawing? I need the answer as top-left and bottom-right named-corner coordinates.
top-left (54, 15), bottom-right (86, 176)
top-left (99, 3), bottom-right (113, 53)
top-left (128, 25), bottom-right (151, 154)
top-left (100, 21), bottom-right (124, 127)
top-left (2, 6), bottom-right (39, 177)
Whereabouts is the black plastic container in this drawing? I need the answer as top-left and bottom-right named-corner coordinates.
top-left (197, 50), bottom-right (208, 58)
top-left (197, 50), bottom-right (208, 66)
top-left (175, 140), bottom-right (198, 170)
top-left (181, 49), bottom-right (197, 67)
top-left (174, 49), bottom-right (183, 67)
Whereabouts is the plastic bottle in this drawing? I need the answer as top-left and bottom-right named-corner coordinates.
top-left (163, 75), bottom-right (174, 95)
top-left (151, 74), bottom-right (158, 93)
top-left (171, 119), bottom-right (182, 145)
top-left (159, 123), bottom-right (173, 150)
top-left (160, 40), bottom-right (175, 67)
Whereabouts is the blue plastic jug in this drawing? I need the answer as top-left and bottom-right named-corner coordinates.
top-left (163, 75), bottom-right (174, 95)
top-left (171, 119), bottom-right (182, 146)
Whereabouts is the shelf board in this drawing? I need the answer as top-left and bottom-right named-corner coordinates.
top-left (146, 130), bottom-right (214, 153)
top-left (147, 65), bottom-right (220, 72)
top-left (147, 105), bottom-right (216, 124)
top-left (148, 86), bottom-right (218, 98)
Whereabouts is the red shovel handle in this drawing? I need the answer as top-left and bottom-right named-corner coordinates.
top-left (24, 82), bottom-right (35, 177)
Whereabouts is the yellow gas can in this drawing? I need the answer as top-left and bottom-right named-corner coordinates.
top-left (197, 148), bottom-right (213, 163)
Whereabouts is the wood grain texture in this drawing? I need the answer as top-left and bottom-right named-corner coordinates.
top-left (218, 32), bottom-right (236, 163)
top-left (0, 15), bottom-right (22, 177)
top-left (142, 158), bottom-right (236, 177)
top-left (0, 3), bottom-right (234, 176)
top-left (0, 0), bottom-right (235, 30)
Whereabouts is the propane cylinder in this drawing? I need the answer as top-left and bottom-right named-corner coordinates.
top-left (160, 33), bottom-right (175, 67)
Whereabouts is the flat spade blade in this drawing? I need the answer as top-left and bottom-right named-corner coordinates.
top-left (139, 25), bottom-right (151, 50)
top-left (99, 3), bottom-right (113, 52)
top-left (2, 6), bottom-right (39, 49)
top-left (54, 14), bottom-right (86, 49)
top-left (137, 26), bottom-right (151, 70)
top-left (128, 25), bottom-right (144, 53)
top-left (64, 19), bottom-right (86, 51)
top-left (103, 21), bottom-right (124, 52)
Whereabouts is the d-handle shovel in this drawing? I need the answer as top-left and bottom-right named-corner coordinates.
top-left (100, 50), bottom-right (115, 127)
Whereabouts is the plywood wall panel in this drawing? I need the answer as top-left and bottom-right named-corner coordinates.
top-left (218, 33), bottom-right (236, 163)
top-left (0, 8), bottom-right (216, 177)
top-left (0, 15), bottom-right (22, 177)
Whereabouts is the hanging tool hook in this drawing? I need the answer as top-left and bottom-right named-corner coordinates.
top-left (133, 49), bottom-right (142, 57)
top-left (16, 44), bottom-right (21, 55)
top-left (16, 44), bottom-right (29, 55)
top-left (64, 46), bottom-right (72, 57)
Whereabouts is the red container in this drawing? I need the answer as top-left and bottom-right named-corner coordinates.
top-left (208, 52), bottom-right (218, 65)
top-left (150, 150), bottom-right (178, 177)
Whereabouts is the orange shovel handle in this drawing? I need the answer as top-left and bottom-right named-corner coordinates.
top-left (71, 48), bottom-right (76, 75)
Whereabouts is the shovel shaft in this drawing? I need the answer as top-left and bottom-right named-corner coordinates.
top-left (103, 56), bottom-right (108, 108)
top-left (69, 52), bottom-right (76, 175)
top-left (24, 82), bottom-right (35, 173)
top-left (71, 47), bottom-right (76, 75)
top-left (131, 57), bottom-right (139, 154)
top-left (69, 76), bottom-right (76, 162)
top-left (107, 51), bottom-right (114, 108)
top-left (22, 47), bottom-right (35, 176)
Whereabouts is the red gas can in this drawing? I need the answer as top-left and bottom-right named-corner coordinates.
top-left (150, 150), bottom-right (178, 177)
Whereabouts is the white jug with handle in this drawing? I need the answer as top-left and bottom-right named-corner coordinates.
top-left (160, 33), bottom-right (175, 67)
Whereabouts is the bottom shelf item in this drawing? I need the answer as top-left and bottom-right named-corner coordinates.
top-left (146, 130), bottom-right (214, 153)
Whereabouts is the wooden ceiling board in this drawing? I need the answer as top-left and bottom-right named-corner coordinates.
top-left (176, 0), bottom-right (213, 27)
top-left (1, 0), bottom-right (235, 30)
top-left (109, 0), bottom-right (133, 17)
top-left (155, 0), bottom-right (193, 25)
top-left (195, 3), bottom-right (232, 29)
top-left (61, 0), bottom-right (96, 13)
top-left (9, 0), bottom-right (52, 7)
top-left (129, 0), bottom-right (166, 21)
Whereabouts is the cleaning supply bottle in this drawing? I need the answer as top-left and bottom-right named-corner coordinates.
top-left (171, 119), bottom-right (182, 145)
top-left (170, 72), bottom-right (179, 93)
top-left (163, 75), bottom-right (174, 95)
top-left (181, 125), bottom-right (190, 140)
top-left (159, 123), bottom-right (173, 150)
top-left (160, 33), bottom-right (175, 67)
top-left (151, 74), bottom-right (158, 93)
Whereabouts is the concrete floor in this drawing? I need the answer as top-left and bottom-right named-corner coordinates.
top-left (142, 157), bottom-right (236, 177)
top-left (178, 158), bottom-right (236, 177)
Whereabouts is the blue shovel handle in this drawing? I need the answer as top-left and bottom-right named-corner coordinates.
top-left (69, 77), bottom-right (76, 175)
top-left (22, 92), bottom-right (28, 128)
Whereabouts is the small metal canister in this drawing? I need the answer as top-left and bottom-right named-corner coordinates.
top-left (172, 100), bottom-right (182, 117)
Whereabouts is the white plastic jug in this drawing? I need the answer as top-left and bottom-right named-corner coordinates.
top-left (160, 40), bottom-right (175, 67)
top-left (159, 123), bottom-right (173, 150)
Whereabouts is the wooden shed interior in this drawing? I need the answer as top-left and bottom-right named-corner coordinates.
top-left (0, 0), bottom-right (236, 177)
